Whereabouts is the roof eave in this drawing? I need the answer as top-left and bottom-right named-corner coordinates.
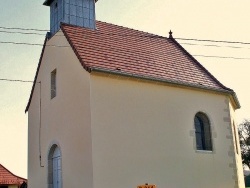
top-left (168, 37), bottom-right (232, 90)
top-left (90, 67), bottom-right (241, 109)
top-left (25, 34), bottom-right (49, 113)
top-left (167, 36), bottom-right (241, 109)
top-left (231, 92), bottom-right (241, 109)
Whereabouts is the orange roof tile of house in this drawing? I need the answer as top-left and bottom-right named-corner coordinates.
top-left (25, 21), bottom-right (240, 112)
top-left (0, 164), bottom-right (26, 185)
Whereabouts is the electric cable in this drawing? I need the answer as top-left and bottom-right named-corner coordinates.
top-left (0, 78), bottom-right (34, 83)
top-left (0, 26), bottom-right (250, 60)
top-left (0, 26), bottom-right (48, 32)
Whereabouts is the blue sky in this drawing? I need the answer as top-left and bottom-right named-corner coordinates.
top-left (0, 0), bottom-right (250, 178)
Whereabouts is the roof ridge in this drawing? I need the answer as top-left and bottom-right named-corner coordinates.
top-left (167, 36), bottom-right (240, 108)
top-left (61, 21), bottom-right (166, 39)
top-left (96, 20), bottom-right (164, 38)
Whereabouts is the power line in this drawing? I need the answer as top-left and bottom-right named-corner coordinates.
top-left (0, 41), bottom-right (69, 47)
top-left (193, 55), bottom-right (250, 60)
top-left (0, 27), bottom-right (250, 60)
top-left (1, 30), bottom-right (249, 49)
top-left (0, 26), bottom-right (48, 32)
top-left (176, 37), bottom-right (250, 45)
top-left (0, 26), bottom-right (250, 53)
top-left (180, 42), bottom-right (250, 50)
top-left (0, 30), bottom-right (45, 36)
top-left (0, 41), bottom-right (44, 46)
top-left (0, 78), bottom-right (34, 83)
top-left (0, 30), bottom-right (247, 49)
top-left (0, 40), bottom-right (250, 60)
top-left (1, 25), bottom-right (250, 46)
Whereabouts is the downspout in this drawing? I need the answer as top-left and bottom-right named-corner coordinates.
top-left (38, 81), bottom-right (44, 167)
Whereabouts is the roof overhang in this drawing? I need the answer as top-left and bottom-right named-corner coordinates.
top-left (43, 0), bottom-right (98, 6)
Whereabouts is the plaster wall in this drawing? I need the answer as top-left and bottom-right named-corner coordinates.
top-left (90, 73), bottom-right (243, 188)
top-left (28, 31), bottom-right (93, 188)
top-left (8, 186), bottom-right (18, 188)
top-left (228, 101), bottom-right (245, 187)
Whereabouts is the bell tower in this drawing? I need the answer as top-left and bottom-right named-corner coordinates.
top-left (43, 0), bottom-right (98, 35)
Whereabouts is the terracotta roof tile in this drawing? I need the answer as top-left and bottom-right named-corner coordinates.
top-left (0, 164), bottom-right (26, 185)
top-left (61, 21), bottom-right (231, 91)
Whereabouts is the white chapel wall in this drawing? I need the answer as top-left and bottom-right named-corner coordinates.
top-left (90, 73), bottom-right (243, 188)
top-left (28, 30), bottom-right (93, 188)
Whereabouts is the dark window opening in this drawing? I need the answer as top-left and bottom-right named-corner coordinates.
top-left (51, 69), bottom-right (56, 99)
top-left (194, 112), bottom-right (212, 151)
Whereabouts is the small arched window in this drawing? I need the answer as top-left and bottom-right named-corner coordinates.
top-left (48, 145), bottom-right (62, 188)
top-left (194, 112), bottom-right (212, 151)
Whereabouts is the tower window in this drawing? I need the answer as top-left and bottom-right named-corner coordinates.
top-left (55, 2), bottom-right (58, 8)
top-left (51, 69), bottom-right (56, 99)
top-left (194, 112), bottom-right (212, 151)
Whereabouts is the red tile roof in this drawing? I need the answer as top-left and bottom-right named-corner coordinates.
top-left (25, 21), bottom-right (240, 112)
top-left (0, 164), bottom-right (26, 185)
top-left (61, 22), bottom-right (232, 91)
top-left (61, 22), bottom-right (239, 107)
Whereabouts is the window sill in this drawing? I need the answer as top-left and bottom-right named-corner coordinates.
top-left (196, 150), bottom-right (213, 154)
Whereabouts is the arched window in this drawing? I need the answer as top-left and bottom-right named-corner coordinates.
top-left (48, 145), bottom-right (62, 188)
top-left (194, 112), bottom-right (212, 151)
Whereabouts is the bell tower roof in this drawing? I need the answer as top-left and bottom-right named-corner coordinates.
top-left (43, 0), bottom-right (98, 6)
top-left (43, 0), bottom-right (98, 35)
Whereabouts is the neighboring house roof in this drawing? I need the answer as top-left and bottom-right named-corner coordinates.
top-left (25, 21), bottom-right (240, 112)
top-left (0, 164), bottom-right (26, 185)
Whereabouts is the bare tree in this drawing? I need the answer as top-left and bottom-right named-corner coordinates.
top-left (238, 119), bottom-right (250, 169)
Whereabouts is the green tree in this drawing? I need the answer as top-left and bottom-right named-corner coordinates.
top-left (238, 119), bottom-right (250, 169)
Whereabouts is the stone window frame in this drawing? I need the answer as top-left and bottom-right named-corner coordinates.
top-left (190, 111), bottom-right (217, 154)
